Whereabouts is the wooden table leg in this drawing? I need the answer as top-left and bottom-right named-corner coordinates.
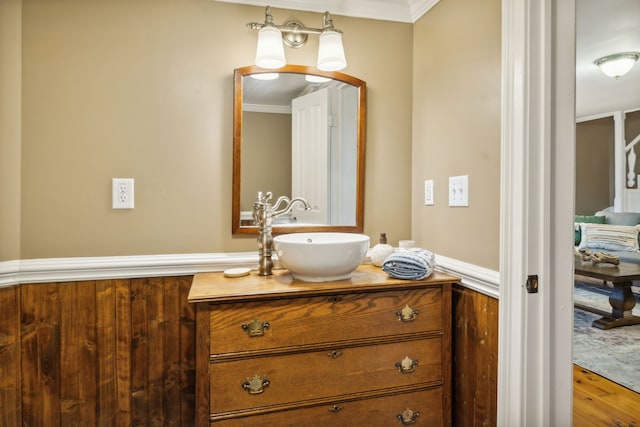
top-left (592, 281), bottom-right (640, 330)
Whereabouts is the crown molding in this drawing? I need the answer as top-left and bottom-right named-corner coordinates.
top-left (408, 0), bottom-right (440, 22)
top-left (243, 103), bottom-right (291, 114)
top-left (216, 0), bottom-right (439, 23)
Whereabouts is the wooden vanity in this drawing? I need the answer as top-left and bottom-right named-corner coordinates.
top-left (188, 264), bottom-right (457, 426)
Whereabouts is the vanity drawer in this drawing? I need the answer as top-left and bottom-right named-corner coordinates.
top-left (210, 388), bottom-right (444, 426)
top-left (209, 337), bottom-right (443, 414)
top-left (209, 287), bottom-right (442, 355)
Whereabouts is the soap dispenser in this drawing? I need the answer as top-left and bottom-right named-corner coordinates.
top-left (370, 233), bottom-right (395, 267)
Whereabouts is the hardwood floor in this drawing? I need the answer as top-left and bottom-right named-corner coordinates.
top-left (574, 364), bottom-right (640, 426)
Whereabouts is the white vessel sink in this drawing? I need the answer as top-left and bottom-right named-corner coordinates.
top-left (273, 232), bottom-right (370, 282)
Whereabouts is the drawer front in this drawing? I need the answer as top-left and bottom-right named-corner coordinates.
top-left (210, 337), bottom-right (442, 414)
top-left (209, 287), bottom-right (442, 355)
top-left (211, 388), bottom-right (444, 426)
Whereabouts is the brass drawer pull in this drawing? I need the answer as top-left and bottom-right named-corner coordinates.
top-left (396, 304), bottom-right (419, 322)
top-left (396, 408), bottom-right (420, 425)
top-left (328, 405), bottom-right (343, 413)
top-left (241, 318), bottom-right (270, 337)
top-left (395, 356), bottom-right (419, 373)
top-left (241, 374), bottom-right (270, 394)
top-left (327, 350), bottom-right (343, 359)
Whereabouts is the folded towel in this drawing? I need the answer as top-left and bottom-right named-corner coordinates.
top-left (382, 248), bottom-right (436, 280)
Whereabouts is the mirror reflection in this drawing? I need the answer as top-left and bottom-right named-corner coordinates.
top-left (232, 65), bottom-right (366, 235)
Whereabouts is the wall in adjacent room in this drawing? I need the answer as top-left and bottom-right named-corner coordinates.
top-left (574, 110), bottom-right (640, 216)
top-left (575, 117), bottom-right (614, 215)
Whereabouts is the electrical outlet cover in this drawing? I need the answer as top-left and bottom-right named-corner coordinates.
top-left (112, 178), bottom-right (134, 209)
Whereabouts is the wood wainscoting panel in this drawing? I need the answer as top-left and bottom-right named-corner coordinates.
top-left (96, 280), bottom-right (118, 426)
top-left (59, 281), bottom-right (98, 425)
top-left (5, 273), bottom-right (498, 426)
top-left (21, 283), bottom-right (62, 427)
top-left (452, 284), bottom-right (499, 427)
top-left (17, 276), bottom-right (196, 427)
top-left (0, 285), bottom-right (21, 427)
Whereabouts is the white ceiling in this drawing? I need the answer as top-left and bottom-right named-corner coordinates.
top-left (226, 0), bottom-right (640, 119)
top-left (576, 0), bottom-right (640, 118)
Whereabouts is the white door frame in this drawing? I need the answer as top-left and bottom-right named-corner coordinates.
top-left (498, 0), bottom-right (576, 425)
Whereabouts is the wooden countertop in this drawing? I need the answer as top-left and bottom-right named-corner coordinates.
top-left (188, 264), bottom-right (460, 303)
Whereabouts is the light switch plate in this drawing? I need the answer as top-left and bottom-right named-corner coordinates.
top-left (448, 175), bottom-right (469, 207)
top-left (424, 180), bottom-right (434, 205)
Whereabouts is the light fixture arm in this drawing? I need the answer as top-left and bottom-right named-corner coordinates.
top-left (322, 12), bottom-right (336, 31)
top-left (247, 9), bottom-right (343, 40)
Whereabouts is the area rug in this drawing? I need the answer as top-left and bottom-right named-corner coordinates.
top-left (573, 277), bottom-right (640, 393)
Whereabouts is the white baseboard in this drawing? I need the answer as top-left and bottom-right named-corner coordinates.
top-left (0, 251), bottom-right (500, 299)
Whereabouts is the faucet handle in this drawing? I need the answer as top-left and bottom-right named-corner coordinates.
top-left (256, 191), bottom-right (273, 204)
top-left (254, 191), bottom-right (273, 206)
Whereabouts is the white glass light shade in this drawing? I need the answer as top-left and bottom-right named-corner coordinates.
top-left (595, 52), bottom-right (639, 79)
top-left (317, 30), bottom-right (346, 71)
top-left (305, 74), bottom-right (331, 83)
top-left (255, 26), bottom-right (286, 69)
top-left (251, 73), bottom-right (279, 80)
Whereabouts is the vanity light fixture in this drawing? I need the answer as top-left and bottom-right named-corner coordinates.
top-left (594, 52), bottom-right (640, 79)
top-left (247, 6), bottom-right (347, 72)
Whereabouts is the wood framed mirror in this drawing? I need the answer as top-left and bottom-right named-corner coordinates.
top-left (232, 65), bottom-right (366, 235)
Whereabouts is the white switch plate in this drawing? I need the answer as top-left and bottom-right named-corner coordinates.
top-left (448, 175), bottom-right (469, 207)
top-left (424, 180), bottom-right (434, 205)
top-left (112, 178), bottom-right (134, 209)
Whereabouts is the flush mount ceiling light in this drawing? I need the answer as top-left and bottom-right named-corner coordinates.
top-left (247, 6), bottom-right (347, 72)
top-left (594, 52), bottom-right (640, 79)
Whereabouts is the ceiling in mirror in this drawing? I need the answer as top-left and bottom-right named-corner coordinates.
top-left (243, 72), bottom-right (325, 109)
top-left (232, 65), bottom-right (366, 235)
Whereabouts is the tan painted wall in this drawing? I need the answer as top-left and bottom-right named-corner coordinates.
top-left (411, 0), bottom-right (502, 271)
top-left (18, 0), bottom-right (413, 259)
top-left (0, 0), bottom-right (22, 262)
top-left (241, 111), bottom-right (291, 211)
top-left (575, 117), bottom-right (614, 215)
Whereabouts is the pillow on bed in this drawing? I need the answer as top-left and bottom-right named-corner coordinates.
top-left (578, 223), bottom-right (640, 252)
top-left (594, 210), bottom-right (640, 226)
top-left (574, 215), bottom-right (606, 245)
